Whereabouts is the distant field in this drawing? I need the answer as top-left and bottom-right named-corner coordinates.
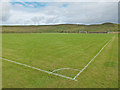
top-left (2, 33), bottom-right (118, 88)
top-left (2, 23), bottom-right (119, 33)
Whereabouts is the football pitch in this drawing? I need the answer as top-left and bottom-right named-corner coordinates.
top-left (2, 33), bottom-right (118, 88)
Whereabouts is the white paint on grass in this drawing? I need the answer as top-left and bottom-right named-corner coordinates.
top-left (0, 57), bottom-right (76, 81)
top-left (1, 37), bottom-right (113, 81)
top-left (52, 68), bottom-right (79, 73)
top-left (73, 37), bottom-right (113, 80)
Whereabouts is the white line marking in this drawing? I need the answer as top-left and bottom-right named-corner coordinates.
top-left (73, 38), bottom-right (113, 80)
top-left (52, 68), bottom-right (79, 73)
top-left (1, 37), bottom-right (114, 81)
top-left (0, 57), bottom-right (76, 81)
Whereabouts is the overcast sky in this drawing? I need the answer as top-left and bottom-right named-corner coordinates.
top-left (0, 1), bottom-right (118, 25)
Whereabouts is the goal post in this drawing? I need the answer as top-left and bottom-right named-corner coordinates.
top-left (79, 31), bottom-right (88, 34)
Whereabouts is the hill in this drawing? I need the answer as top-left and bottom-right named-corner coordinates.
top-left (1, 23), bottom-right (119, 33)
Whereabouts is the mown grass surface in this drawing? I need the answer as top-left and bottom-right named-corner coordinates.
top-left (0, 33), bottom-right (2, 89)
top-left (2, 33), bottom-right (118, 88)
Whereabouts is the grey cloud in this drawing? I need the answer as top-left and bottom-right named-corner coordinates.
top-left (2, 2), bottom-right (118, 25)
top-left (62, 2), bottom-right (118, 24)
top-left (0, 2), bottom-right (11, 22)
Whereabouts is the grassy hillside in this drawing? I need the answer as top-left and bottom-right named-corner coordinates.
top-left (2, 23), bottom-right (119, 33)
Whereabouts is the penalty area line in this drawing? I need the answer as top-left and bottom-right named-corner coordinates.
top-left (0, 57), bottom-right (76, 81)
top-left (73, 38), bottom-right (113, 80)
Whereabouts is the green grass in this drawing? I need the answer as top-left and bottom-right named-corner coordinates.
top-left (2, 33), bottom-right (118, 88)
top-left (0, 33), bottom-right (2, 89)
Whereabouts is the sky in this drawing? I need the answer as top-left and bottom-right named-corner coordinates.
top-left (0, 0), bottom-right (119, 25)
